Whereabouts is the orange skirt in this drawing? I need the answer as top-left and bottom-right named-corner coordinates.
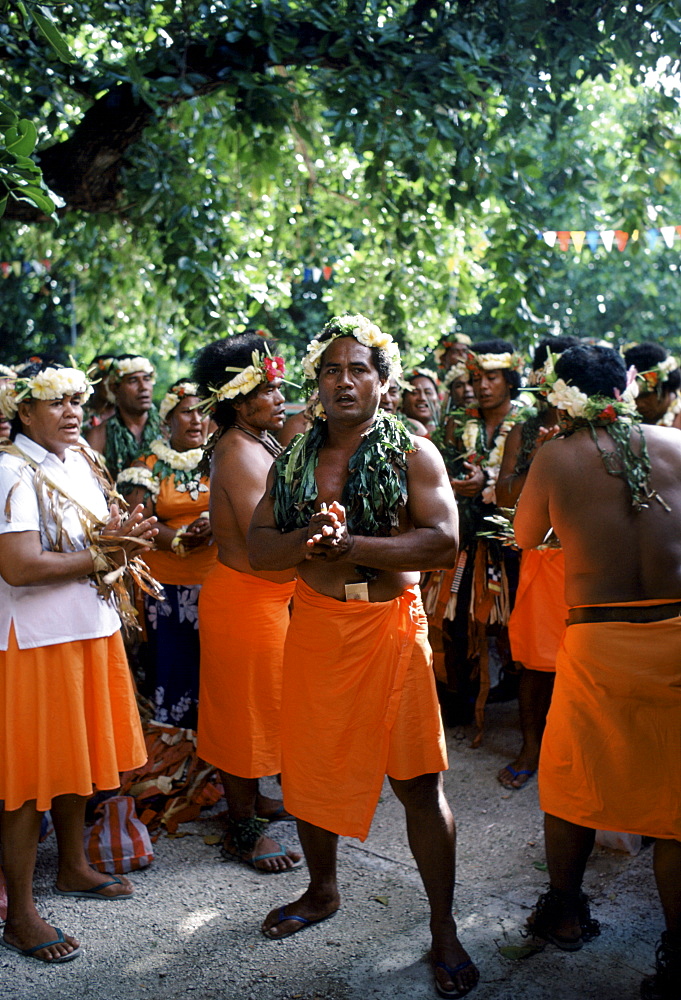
top-left (0, 628), bottom-right (146, 812)
top-left (197, 563), bottom-right (295, 778)
top-left (539, 605), bottom-right (681, 839)
top-left (281, 578), bottom-right (447, 841)
top-left (508, 548), bottom-right (567, 672)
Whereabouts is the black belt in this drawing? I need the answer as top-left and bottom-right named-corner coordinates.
top-left (567, 602), bottom-right (681, 626)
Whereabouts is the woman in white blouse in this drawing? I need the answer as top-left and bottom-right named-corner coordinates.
top-left (0, 361), bottom-right (156, 964)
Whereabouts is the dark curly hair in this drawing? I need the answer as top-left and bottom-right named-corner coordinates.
top-left (623, 342), bottom-right (681, 394)
top-left (471, 337), bottom-right (521, 398)
top-left (532, 335), bottom-right (580, 372)
top-left (555, 344), bottom-right (627, 398)
top-left (192, 331), bottom-right (275, 430)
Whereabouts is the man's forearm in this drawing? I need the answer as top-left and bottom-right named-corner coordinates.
top-left (248, 524), bottom-right (310, 570)
top-left (342, 528), bottom-right (457, 572)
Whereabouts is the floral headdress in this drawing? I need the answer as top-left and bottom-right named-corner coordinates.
top-left (635, 355), bottom-right (679, 394)
top-left (302, 314), bottom-right (402, 384)
top-left (0, 364), bottom-right (16, 379)
top-left (442, 361), bottom-right (469, 389)
top-left (433, 334), bottom-right (472, 364)
top-left (110, 356), bottom-right (156, 383)
top-left (159, 381), bottom-right (199, 422)
top-left (466, 350), bottom-right (525, 374)
top-left (537, 352), bottom-right (666, 513)
top-left (0, 366), bottom-right (94, 419)
top-left (202, 343), bottom-right (296, 411)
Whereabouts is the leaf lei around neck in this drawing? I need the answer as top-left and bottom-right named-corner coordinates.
top-left (272, 411), bottom-right (416, 580)
top-left (560, 410), bottom-right (667, 512)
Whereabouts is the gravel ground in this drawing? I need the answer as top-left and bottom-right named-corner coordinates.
top-left (1, 699), bottom-right (661, 1000)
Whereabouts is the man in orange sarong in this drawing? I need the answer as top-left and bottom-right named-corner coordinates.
top-left (495, 335), bottom-right (578, 790)
top-left (515, 343), bottom-right (681, 1000)
top-left (193, 332), bottom-right (300, 874)
top-left (249, 315), bottom-right (479, 1000)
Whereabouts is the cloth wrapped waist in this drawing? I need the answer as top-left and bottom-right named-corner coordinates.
top-left (567, 598), bottom-right (681, 626)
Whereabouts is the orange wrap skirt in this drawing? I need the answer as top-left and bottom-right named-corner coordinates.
top-left (0, 627), bottom-right (146, 812)
top-left (508, 548), bottom-right (567, 672)
top-left (197, 562), bottom-right (295, 778)
top-left (539, 602), bottom-right (681, 839)
top-left (281, 578), bottom-right (448, 841)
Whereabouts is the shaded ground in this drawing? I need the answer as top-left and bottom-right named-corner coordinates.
top-left (1, 700), bottom-right (660, 1000)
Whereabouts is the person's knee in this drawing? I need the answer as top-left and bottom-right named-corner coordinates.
top-left (390, 772), bottom-right (443, 811)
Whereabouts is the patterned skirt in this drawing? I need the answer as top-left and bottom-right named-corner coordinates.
top-left (144, 583), bottom-right (202, 730)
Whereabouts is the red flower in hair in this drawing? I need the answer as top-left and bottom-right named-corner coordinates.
top-left (263, 356), bottom-right (285, 381)
top-left (598, 405), bottom-right (617, 423)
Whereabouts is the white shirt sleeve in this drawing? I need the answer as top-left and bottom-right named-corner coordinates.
top-left (0, 458), bottom-right (41, 535)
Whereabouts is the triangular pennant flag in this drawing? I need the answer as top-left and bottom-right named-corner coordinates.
top-left (322, 265), bottom-right (333, 280)
top-left (676, 226), bottom-right (681, 237)
top-left (570, 231), bottom-right (586, 252)
top-left (646, 229), bottom-right (660, 249)
top-left (446, 257), bottom-right (456, 273)
top-left (11, 261), bottom-right (21, 276)
top-left (0, 263), bottom-right (10, 277)
top-left (303, 267), bottom-right (313, 281)
top-left (311, 267), bottom-right (322, 282)
top-left (614, 230), bottom-right (629, 252)
top-left (556, 231), bottom-right (571, 251)
top-left (660, 226), bottom-right (676, 248)
top-left (585, 231), bottom-right (600, 252)
top-left (542, 232), bottom-right (557, 248)
top-left (41, 258), bottom-right (51, 271)
top-left (601, 231), bottom-right (615, 252)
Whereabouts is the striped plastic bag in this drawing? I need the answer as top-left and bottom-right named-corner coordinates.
top-left (85, 794), bottom-right (154, 874)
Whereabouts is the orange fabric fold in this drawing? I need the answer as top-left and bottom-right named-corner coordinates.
top-left (281, 578), bottom-right (447, 841)
top-left (539, 611), bottom-right (681, 839)
top-left (508, 548), bottom-right (567, 672)
top-left (197, 562), bottom-right (295, 778)
top-left (0, 628), bottom-right (146, 812)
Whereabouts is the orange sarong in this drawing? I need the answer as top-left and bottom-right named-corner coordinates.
top-left (539, 602), bottom-right (681, 839)
top-left (197, 562), bottom-right (295, 778)
top-left (0, 628), bottom-right (146, 812)
top-left (281, 578), bottom-right (448, 841)
top-left (508, 548), bottom-right (568, 672)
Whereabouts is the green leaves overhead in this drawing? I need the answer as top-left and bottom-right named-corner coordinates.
top-left (0, 1), bottom-right (680, 367)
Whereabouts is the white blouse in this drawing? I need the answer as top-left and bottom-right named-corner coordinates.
top-left (0, 434), bottom-right (121, 650)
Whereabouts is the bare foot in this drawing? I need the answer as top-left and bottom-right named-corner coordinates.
top-left (3, 913), bottom-right (80, 962)
top-left (221, 832), bottom-right (302, 873)
top-left (262, 889), bottom-right (340, 939)
top-left (55, 866), bottom-right (133, 898)
top-left (430, 919), bottom-right (479, 998)
top-left (497, 759), bottom-right (537, 790)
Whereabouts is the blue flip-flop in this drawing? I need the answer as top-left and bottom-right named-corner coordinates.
top-left (432, 958), bottom-right (479, 998)
top-left (1, 927), bottom-right (82, 963)
top-left (498, 764), bottom-right (536, 789)
top-left (262, 904), bottom-right (337, 940)
top-left (221, 844), bottom-right (303, 873)
top-left (55, 875), bottom-right (133, 899)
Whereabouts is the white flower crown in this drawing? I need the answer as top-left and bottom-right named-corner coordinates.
top-left (302, 314), bottom-right (402, 382)
top-left (112, 357), bottom-right (156, 381)
top-left (0, 366), bottom-right (94, 419)
top-left (159, 382), bottom-right (199, 422)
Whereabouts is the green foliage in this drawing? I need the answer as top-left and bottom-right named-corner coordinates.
top-left (0, 0), bottom-right (680, 377)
